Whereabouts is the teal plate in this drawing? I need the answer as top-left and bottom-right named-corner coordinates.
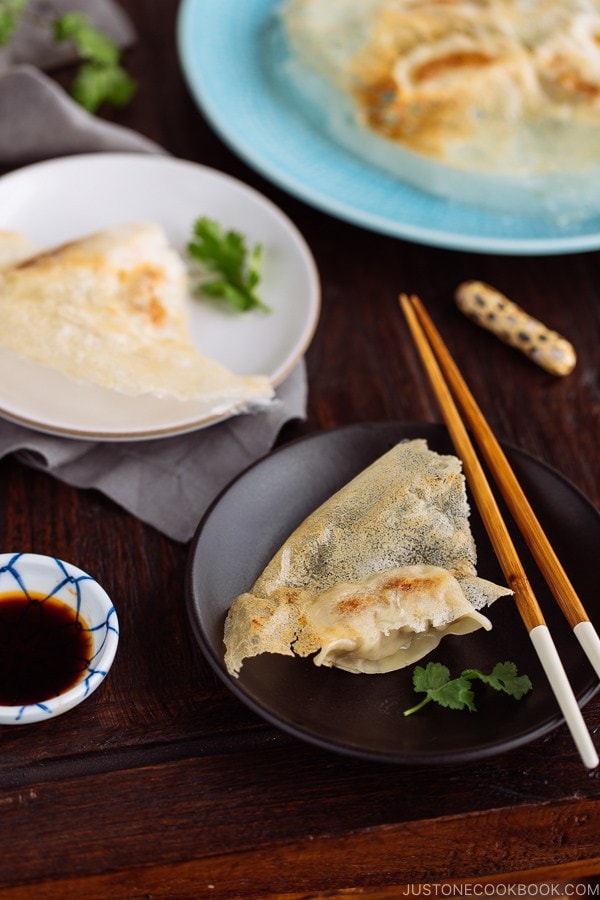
top-left (178, 0), bottom-right (600, 256)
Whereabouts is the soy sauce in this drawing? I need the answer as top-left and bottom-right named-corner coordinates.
top-left (0, 592), bottom-right (93, 706)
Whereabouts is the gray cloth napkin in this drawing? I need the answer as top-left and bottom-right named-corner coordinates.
top-left (0, 1), bottom-right (308, 542)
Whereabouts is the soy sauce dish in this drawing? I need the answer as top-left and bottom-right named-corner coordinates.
top-left (0, 552), bottom-right (119, 725)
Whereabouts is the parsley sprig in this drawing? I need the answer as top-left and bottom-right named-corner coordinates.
top-left (54, 12), bottom-right (136, 112)
top-left (188, 217), bottom-right (270, 313)
top-left (0, 0), bottom-right (26, 45)
top-left (0, 3), bottom-right (135, 113)
top-left (403, 661), bottom-right (532, 716)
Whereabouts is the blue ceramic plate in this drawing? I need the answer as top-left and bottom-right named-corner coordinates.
top-left (178, 0), bottom-right (600, 256)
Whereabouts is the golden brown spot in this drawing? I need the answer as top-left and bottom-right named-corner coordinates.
top-left (119, 264), bottom-right (168, 326)
top-left (354, 78), bottom-right (463, 154)
top-left (356, 75), bottom-right (397, 109)
top-left (558, 73), bottom-right (600, 99)
top-left (543, 56), bottom-right (600, 101)
top-left (118, 263), bottom-right (163, 285)
top-left (336, 595), bottom-right (375, 614)
top-left (382, 575), bottom-right (440, 592)
top-left (145, 296), bottom-right (167, 326)
top-left (413, 51), bottom-right (494, 84)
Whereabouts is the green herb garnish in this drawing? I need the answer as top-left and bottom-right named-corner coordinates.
top-left (403, 660), bottom-right (532, 716)
top-left (54, 12), bottom-right (136, 112)
top-left (0, 0), bottom-right (26, 46)
top-left (187, 217), bottom-right (270, 313)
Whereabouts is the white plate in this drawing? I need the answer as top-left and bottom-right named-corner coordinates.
top-left (0, 153), bottom-right (320, 440)
top-left (177, 0), bottom-right (600, 255)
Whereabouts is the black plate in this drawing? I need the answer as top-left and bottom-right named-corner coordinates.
top-left (186, 423), bottom-right (599, 764)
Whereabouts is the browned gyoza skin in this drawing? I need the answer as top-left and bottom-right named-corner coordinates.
top-left (0, 224), bottom-right (273, 408)
top-left (278, 0), bottom-right (600, 221)
top-left (224, 440), bottom-right (511, 677)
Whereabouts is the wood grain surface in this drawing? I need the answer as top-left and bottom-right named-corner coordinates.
top-left (0, 0), bottom-right (598, 895)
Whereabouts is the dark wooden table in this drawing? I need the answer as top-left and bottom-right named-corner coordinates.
top-left (1, 1), bottom-right (599, 896)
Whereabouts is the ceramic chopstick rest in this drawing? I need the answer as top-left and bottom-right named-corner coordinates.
top-left (455, 280), bottom-right (576, 376)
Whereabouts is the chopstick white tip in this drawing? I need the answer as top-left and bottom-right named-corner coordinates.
top-left (573, 621), bottom-right (600, 681)
top-left (400, 295), bottom-right (598, 769)
top-left (529, 625), bottom-right (599, 769)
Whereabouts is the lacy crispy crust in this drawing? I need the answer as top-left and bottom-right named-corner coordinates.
top-left (224, 441), bottom-right (512, 677)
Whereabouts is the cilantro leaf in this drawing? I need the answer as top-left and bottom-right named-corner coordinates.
top-left (69, 61), bottom-right (135, 112)
top-left (0, 0), bottom-right (27, 46)
top-left (405, 662), bottom-right (476, 715)
top-left (54, 12), bottom-right (118, 65)
top-left (463, 661), bottom-right (533, 700)
top-left (54, 12), bottom-right (136, 112)
top-left (403, 660), bottom-right (532, 716)
top-left (412, 661), bottom-right (451, 693)
top-left (433, 676), bottom-right (477, 711)
top-left (188, 217), bottom-right (270, 313)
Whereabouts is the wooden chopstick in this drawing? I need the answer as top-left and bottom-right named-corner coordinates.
top-left (399, 293), bottom-right (598, 769)
top-left (408, 292), bottom-right (600, 681)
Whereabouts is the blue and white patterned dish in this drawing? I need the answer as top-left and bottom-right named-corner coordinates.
top-left (177, 0), bottom-right (600, 255)
top-left (0, 553), bottom-right (119, 725)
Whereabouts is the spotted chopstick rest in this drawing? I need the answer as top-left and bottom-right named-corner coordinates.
top-left (455, 281), bottom-right (576, 376)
